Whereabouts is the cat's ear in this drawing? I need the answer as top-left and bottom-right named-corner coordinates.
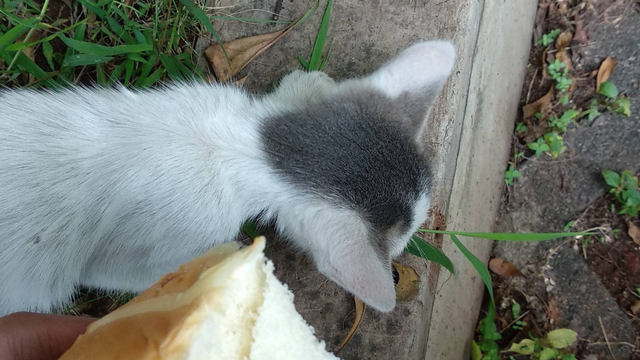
top-left (315, 237), bottom-right (396, 312)
top-left (365, 41), bottom-right (455, 135)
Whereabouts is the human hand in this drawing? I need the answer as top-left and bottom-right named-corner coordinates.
top-left (0, 312), bottom-right (94, 360)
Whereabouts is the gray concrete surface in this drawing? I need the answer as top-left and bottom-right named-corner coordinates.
top-left (201, 1), bottom-right (537, 358)
top-left (493, 6), bottom-right (640, 359)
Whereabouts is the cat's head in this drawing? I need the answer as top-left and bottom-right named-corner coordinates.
top-left (262, 41), bottom-right (455, 312)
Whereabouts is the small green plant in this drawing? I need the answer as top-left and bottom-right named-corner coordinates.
top-left (544, 132), bottom-right (565, 158)
top-left (515, 151), bottom-right (525, 160)
top-left (583, 100), bottom-right (601, 121)
top-left (636, 288), bottom-right (640, 297)
top-left (547, 59), bottom-right (572, 90)
top-left (511, 301), bottom-right (527, 330)
top-left (562, 221), bottom-right (575, 232)
top-left (473, 303), bottom-right (578, 360)
top-left (504, 165), bottom-right (521, 186)
top-left (548, 109), bottom-right (579, 132)
top-left (602, 169), bottom-right (640, 217)
top-left (507, 329), bottom-right (578, 360)
top-left (598, 81), bottom-right (631, 117)
top-left (298, 0), bottom-right (332, 71)
top-left (538, 29), bottom-right (561, 46)
top-left (526, 138), bottom-right (550, 157)
top-left (515, 122), bottom-right (528, 133)
top-left (558, 94), bottom-right (569, 106)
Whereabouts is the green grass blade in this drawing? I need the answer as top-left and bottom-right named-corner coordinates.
top-left (307, 0), bottom-right (331, 70)
top-left (318, 38), bottom-right (333, 70)
top-left (449, 234), bottom-right (495, 316)
top-left (107, 61), bottom-right (127, 84)
top-left (62, 54), bottom-right (113, 67)
top-left (406, 235), bottom-right (454, 274)
top-left (133, 53), bottom-right (157, 87)
top-left (177, 0), bottom-right (224, 54)
top-left (127, 52), bottom-right (150, 64)
top-left (96, 63), bottom-right (107, 84)
top-left (5, 20), bottom-right (88, 51)
top-left (173, 55), bottom-right (196, 79)
top-left (123, 58), bottom-right (135, 86)
top-left (159, 53), bottom-right (182, 80)
top-left (106, 16), bottom-right (134, 44)
top-left (296, 55), bottom-right (309, 70)
top-left (140, 67), bottom-right (165, 88)
top-left (0, 17), bottom-right (39, 53)
top-left (59, 34), bottom-right (151, 56)
top-left (132, 27), bottom-right (147, 45)
top-left (41, 40), bottom-right (55, 70)
top-left (76, 0), bottom-right (107, 18)
top-left (418, 229), bottom-right (592, 241)
top-left (58, 21), bottom-right (86, 83)
top-left (2, 51), bottom-right (58, 88)
top-left (241, 220), bottom-right (259, 239)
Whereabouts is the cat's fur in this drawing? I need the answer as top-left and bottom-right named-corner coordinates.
top-left (0, 41), bottom-right (454, 315)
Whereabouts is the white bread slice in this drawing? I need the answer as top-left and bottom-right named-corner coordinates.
top-left (59, 237), bottom-right (339, 360)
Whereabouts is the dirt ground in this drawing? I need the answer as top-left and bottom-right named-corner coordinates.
top-left (490, 0), bottom-right (640, 359)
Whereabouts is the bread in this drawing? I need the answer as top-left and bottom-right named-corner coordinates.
top-left (59, 237), bottom-right (339, 360)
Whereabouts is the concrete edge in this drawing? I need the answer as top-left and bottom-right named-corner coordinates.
top-left (424, 1), bottom-right (538, 359)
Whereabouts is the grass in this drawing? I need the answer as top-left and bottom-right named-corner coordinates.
top-left (298, 0), bottom-right (331, 71)
top-left (0, 0), bottom-right (287, 88)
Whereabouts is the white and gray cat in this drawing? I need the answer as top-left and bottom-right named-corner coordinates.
top-left (0, 41), bottom-right (455, 315)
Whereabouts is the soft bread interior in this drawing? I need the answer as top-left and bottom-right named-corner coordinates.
top-left (59, 237), bottom-right (339, 360)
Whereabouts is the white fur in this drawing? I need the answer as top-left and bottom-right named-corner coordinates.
top-left (366, 41), bottom-right (455, 98)
top-left (0, 41), bottom-right (454, 314)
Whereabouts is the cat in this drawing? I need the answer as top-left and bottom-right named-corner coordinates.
top-left (0, 40), bottom-right (455, 315)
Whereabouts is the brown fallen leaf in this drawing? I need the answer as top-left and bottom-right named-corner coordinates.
top-left (335, 297), bottom-right (365, 354)
top-left (596, 56), bottom-right (617, 91)
top-left (555, 49), bottom-right (573, 71)
top-left (489, 258), bottom-right (524, 277)
top-left (496, 315), bottom-right (509, 330)
top-left (629, 222), bottom-right (640, 246)
top-left (573, 22), bottom-right (589, 44)
top-left (555, 31), bottom-right (573, 49)
top-left (556, 0), bottom-right (569, 15)
top-left (631, 300), bottom-right (640, 315)
top-left (547, 297), bottom-right (561, 325)
top-left (205, 20), bottom-right (298, 83)
top-left (233, 75), bottom-right (249, 88)
top-left (392, 262), bottom-right (420, 301)
top-left (523, 86), bottom-right (553, 119)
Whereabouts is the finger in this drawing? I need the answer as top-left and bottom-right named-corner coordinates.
top-left (0, 312), bottom-right (95, 360)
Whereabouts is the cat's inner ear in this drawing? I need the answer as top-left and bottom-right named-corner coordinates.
top-left (364, 41), bottom-right (455, 134)
top-left (314, 236), bottom-right (396, 312)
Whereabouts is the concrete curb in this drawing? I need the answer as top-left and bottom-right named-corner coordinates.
top-left (425, 1), bottom-right (538, 359)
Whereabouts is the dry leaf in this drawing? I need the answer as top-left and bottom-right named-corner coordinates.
top-left (489, 258), bottom-right (524, 277)
top-left (392, 262), bottom-right (420, 301)
top-left (555, 49), bottom-right (573, 71)
top-left (542, 47), bottom-right (550, 79)
top-left (547, 297), bottom-right (561, 325)
top-left (335, 297), bottom-right (365, 354)
top-left (631, 300), bottom-right (640, 315)
top-left (523, 87), bottom-right (553, 119)
top-left (596, 56), bottom-right (617, 91)
top-left (629, 222), bottom-right (640, 246)
top-left (496, 315), bottom-right (509, 330)
top-left (556, 0), bottom-right (569, 15)
top-left (205, 21), bottom-right (298, 83)
top-left (573, 22), bottom-right (588, 44)
top-left (555, 31), bottom-right (573, 49)
top-left (233, 75), bottom-right (248, 88)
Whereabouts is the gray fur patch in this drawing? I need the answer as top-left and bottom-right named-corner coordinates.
top-left (260, 90), bottom-right (430, 246)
